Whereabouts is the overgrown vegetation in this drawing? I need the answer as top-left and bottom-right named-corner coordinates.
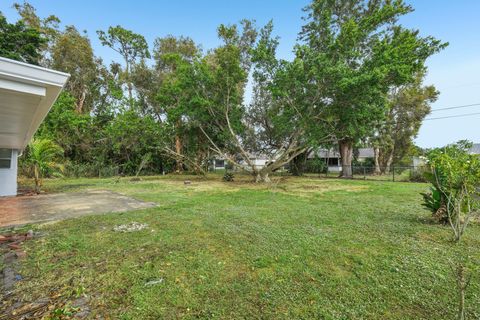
top-left (0, 0), bottom-right (445, 181)
top-left (422, 140), bottom-right (480, 320)
top-left (22, 138), bottom-right (64, 193)
top-left (422, 141), bottom-right (480, 241)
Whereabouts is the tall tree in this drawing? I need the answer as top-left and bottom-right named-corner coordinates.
top-left (300, 0), bottom-right (446, 177)
top-left (153, 35), bottom-right (199, 73)
top-left (97, 26), bottom-right (150, 105)
top-left (373, 71), bottom-right (438, 174)
top-left (0, 12), bottom-right (45, 64)
top-left (51, 26), bottom-right (98, 113)
top-left (153, 36), bottom-right (201, 173)
top-left (13, 1), bottom-right (60, 65)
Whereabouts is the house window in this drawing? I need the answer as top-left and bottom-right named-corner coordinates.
top-left (215, 160), bottom-right (225, 168)
top-left (327, 158), bottom-right (339, 166)
top-left (0, 148), bottom-right (12, 169)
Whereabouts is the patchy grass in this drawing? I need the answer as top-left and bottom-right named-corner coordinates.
top-left (4, 175), bottom-right (480, 319)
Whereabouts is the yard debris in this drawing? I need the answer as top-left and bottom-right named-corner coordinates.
top-left (1, 230), bottom-right (36, 294)
top-left (184, 180), bottom-right (192, 185)
top-left (113, 222), bottom-right (148, 232)
top-left (145, 278), bottom-right (164, 286)
top-left (0, 229), bottom-right (34, 259)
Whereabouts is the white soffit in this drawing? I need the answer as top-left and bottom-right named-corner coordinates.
top-left (0, 57), bottom-right (69, 150)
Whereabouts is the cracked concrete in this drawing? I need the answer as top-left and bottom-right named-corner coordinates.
top-left (0, 190), bottom-right (156, 227)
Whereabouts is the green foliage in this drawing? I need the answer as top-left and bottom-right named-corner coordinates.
top-left (0, 12), bottom-right (46, 64)
top-left (298, 0), bottom-right (447, 177)
top-left (22, 138), bottom-right (64, 192)
top-left (34, 92), bottom-right (169, 177)
top-left (408, 168), bottom-right (428, 183)
top-left (5, 1), bottom-right (447, 185)
top-left (374, 71), bottom-right (438, 171)
top-left (36, 92), bottom-right (92, 160)
top-left (97, 25), bottom-right (150, 104)
top-left (62, 162), bottom-right (119, 178)
top-left (306, 155), bottom-right (326, 174)
top-left (51, 26), bottom-right (99, 113)
top-left (423, 141), bottom-right (480, 241)
top-left (102, 109), bottom-right (166, 175)
top-left (97, 25), bottom-right (150, 64)
top-left (222, 171), bottom-right (235, 182)
top-left (12, 1), bottom-right (60, 59)
top-left (421, 185), bottom-right (443, 213)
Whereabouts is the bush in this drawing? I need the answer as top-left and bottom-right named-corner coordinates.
top-left (421, 186), bottom-right (448, 223)
top-left (63, 162), bottom-right (119, 178)
top-left (305, 157), bottom-right (326, 173)
top-left (408, 167), bottom-right (428, 182)
top-left (223, 172), bottom-right (234, 182)
top-left (422, 140), bottom-right (480, 241)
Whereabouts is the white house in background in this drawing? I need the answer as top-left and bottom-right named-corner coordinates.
top-left (308, 148), bottom-right (374, 172)
top-left (0, 57), bottom-right (69, 197)
top-left (212, 153), bottom-right (273, 171)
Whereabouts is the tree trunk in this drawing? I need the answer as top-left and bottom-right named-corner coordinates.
top-left (34, 164), bottom-right (41, 194)
top-left (339, 139), bottom-right (353, 178)
top-left (175, 119), bottom-right (183, 173)
top-left (373, 147), bottom-right (381, 175)
top-left (125, 59), bottom-right (134, 108)
top-left (255, 171), bottom-right (271, 183)
top-left (384, 151), bottom-right (394, 174)
top-left (174, 134), bottom-right (183, 173)
top-left (75, 89), bottom-right (87, 113)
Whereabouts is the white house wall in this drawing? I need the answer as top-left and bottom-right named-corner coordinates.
top-left (0, 149), bottom-right (18, 196)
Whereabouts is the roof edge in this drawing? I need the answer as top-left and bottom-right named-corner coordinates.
top-left (0, 57), bottom-right (70, 88)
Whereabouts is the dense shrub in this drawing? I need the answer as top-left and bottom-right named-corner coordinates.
top-left (223, 172), bottom-right (234, 182)
top-left (408, 167), bottom-right (428, 182)
top-left (63, 162), bottom-right (119, 178)
top-left (422, 140), bottom-right (480, 241)
top-left (305, 157), bottom-right (326, 174)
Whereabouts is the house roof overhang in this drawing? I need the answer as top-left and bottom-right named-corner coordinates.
top-left (0, 57), bottom-right (69, 151)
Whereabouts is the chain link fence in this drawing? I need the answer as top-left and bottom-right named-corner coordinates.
top-left (319, 165), bottom-right (428, 182)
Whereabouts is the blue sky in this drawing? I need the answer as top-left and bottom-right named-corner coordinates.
top-left (1, 0), bottom-right (480, 148)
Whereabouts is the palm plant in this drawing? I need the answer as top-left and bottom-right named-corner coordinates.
top-left (24, 138), bottom-right (64, 193)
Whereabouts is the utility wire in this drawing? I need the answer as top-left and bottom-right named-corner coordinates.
top-left (424, 111), bottom-right (480, 121)
top-left (431, 103), bottom-right (480, 112)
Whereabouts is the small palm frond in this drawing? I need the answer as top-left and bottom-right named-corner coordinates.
top-left (27, 138), bottom-right (64, 177)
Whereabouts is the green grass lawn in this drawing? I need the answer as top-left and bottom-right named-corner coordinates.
top-left (4, 175), bottom-right (480, 319)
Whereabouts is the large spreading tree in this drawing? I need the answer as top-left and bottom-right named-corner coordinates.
top-left (299, 0), bottom-right (446, 177)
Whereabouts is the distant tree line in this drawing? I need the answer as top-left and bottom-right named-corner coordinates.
top-left (0, 0), bottom-right (446, 181)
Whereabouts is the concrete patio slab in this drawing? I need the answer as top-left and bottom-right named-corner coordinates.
top-left (0, 190), bottom-right (156, 228)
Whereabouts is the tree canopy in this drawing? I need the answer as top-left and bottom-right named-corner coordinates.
top-left (298, 0), bottom-right (446, 177)
top-left (0, 12), bottom-right (45, 64)
top-left (1, 0), bottom-right (446, 181)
